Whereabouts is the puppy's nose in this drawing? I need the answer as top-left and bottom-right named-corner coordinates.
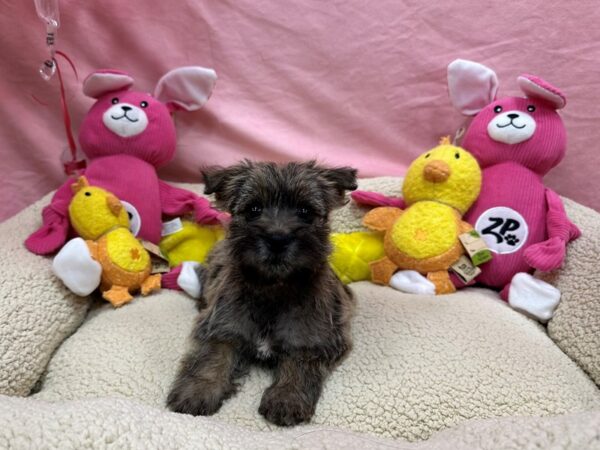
top-left (121, 106), bottom-right (132, 112)
top-left (265, 232), bottom-right (293, 253)
top-left (507, 113), bottom-right (519, 119)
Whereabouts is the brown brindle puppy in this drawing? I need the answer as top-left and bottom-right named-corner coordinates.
top-left (167, 160), bottom-right (357, 426)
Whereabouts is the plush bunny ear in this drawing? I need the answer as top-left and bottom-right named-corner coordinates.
top-left (517, 75), bottom-right (566, 109)
top-left (154, 66), bottom-right (217, 112)
top-left (83, 70), bottom-right (134, 98)
top-left (447, 59), bottom-right (499, 115)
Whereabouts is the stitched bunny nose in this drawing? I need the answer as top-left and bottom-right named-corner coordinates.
top-left (507, 113), bottom-right (519, 119)
top-left (423, 160), bottom-right (451, 183)
top-left (121, 106), bottom-right (132, 112)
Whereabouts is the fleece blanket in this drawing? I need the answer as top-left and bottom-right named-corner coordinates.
top-left (1, 396), bottom-right (599, 449)
top-left (1, 177), bottom-right (599, 448)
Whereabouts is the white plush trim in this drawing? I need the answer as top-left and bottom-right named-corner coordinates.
top-left (508, 272), bottom-right (561, 322)
top-left (177, 261), bottom-right (202, 298)
top-left (154, 66), bottom-right (217, 111)
top-left (83, 72), bottom-right (134, 98)
top-left (52, 238), bottom-right (102, 296)
top-left (447, 59), bottom-right (499, 116)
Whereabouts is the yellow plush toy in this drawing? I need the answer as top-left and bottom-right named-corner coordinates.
top-left (159, 221), bottom-right (224, 268)
top-left (363, 137), bottom-right (482, 294)
top-left (53, 176), bottom-right (161, 307)
top-left (329, 232), bottom-right (385, 284)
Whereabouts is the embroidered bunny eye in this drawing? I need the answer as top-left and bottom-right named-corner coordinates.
top-left (140, 101), bottom-right (148, 108)
top-left (527, 105), bottom-right (536, 112)
top-left (111, 98), bottom-right (119, 104)
top-left (494, 105), bottom-right (502, 113)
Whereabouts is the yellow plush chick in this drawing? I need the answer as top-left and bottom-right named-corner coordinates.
top-left (68, 176), bottom-right (161, 306)
top-left (363, 137), bottom-right (482, 294)
top-left (329, 232), bottom-right (385, 284)
top-left (159, 221), bottom-right (224, 268)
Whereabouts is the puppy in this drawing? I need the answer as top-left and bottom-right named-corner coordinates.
top-left (167, 160), bottom-right (357, 426)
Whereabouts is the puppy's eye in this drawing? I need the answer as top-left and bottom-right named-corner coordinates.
top-left (527, 105), bottom-right (536, 112)
top-left (140, 101), bottom-right (148, 108)
top-left (245, 204), bottom-right (262, 220)
top-left (494, 105), bottom-right (502, 113)
top-left (297, 206), bottom-right (313, 221)
top-left (111, 98), bottom-right (119, 105)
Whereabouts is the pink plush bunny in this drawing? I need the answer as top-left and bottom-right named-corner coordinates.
top-left (446, 59), bottom-right (581, 321)
top-left (25, 66), bottom-right (224, 256)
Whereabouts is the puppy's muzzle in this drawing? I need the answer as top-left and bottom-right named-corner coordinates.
top-left (264, 232), bottom-right (293, 253)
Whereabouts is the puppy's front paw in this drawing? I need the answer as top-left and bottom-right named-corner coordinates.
top-left (166, 383), bottom-right (224, 416)
top-left (259, 386), bottom-right (315, 426)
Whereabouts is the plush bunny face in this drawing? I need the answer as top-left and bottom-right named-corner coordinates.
top-left (448, 60), bottom-right (567, 176)
top-left (78, 67), bottom-right (217, 169)
top-left (79, 89), bottom-right (177, 168)
top-left (462, 96), bottom-right (566, 175)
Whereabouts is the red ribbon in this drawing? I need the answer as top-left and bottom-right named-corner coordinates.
top-left (53, 50), bottom-right (86, 175)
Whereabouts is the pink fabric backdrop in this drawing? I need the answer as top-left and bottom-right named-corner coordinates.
top-left (1, 0), bottom-right (599, 222)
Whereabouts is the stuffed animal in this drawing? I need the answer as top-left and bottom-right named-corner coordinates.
top-left (159, 220), bottom-right (224, 268)
top-left (447, 59), bottom-right (581, 321)
top-left (53, 177), bottom-right (160, 307)
top-left (328, 231), bottom-right (385, 284)
top-left (25, 66), bottom-right (225, 296)
top-left (362, 138), bottom-right (482, 294)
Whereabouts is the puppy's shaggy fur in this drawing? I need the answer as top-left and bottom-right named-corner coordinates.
top-left (167, 161), bottom-right (357, 426)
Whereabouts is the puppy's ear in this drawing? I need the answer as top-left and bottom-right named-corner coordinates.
top-left (202, 161), bottom-right (252, 210)
top-left (320, 166), bottom-right (358, 207)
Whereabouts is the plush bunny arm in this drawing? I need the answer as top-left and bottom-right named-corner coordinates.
top-left (25, 180), bottom-right (74, 255)
top-left (158, 180), bottom-right (228, 225)
top-left (524, 188), bottom-right (581, 272)
top-left (351, 190), bottom-right (405, 208)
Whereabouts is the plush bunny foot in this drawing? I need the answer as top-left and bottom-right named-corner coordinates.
top-left (389, 270), bottom-right (436, 295)
top-left (508, 273), bottom-right (561, 322)
top-left (52, 238), bottom-right (102, 296)
top-left (177, 261), bottom-right (203, 299)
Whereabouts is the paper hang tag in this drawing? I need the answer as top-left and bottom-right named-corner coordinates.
top-left (450, 255), bottom-right (481, 284)
top-left (141, 240), bottom-right (168, 261)
top-left (151, 258), bottom-right (170, 274)
top-left (459, 230), bottom-right (492, 266)
top-left (162, 218), bottom-right (184, 237)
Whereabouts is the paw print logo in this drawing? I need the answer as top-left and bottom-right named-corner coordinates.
top-left (504, 234), bottom-right (520, 246)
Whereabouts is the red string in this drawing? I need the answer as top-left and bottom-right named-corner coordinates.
top-left (53, 52), bottom-right (79, 173)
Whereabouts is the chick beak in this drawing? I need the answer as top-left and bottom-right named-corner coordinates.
top-left (423, 160), bottom-right (451, 183)
top-left (106, 195), bottom-right (123, 217)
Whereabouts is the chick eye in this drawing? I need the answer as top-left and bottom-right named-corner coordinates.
top-left (527, 105), bottom-right (536, 112)
top-left (84, 191), bottom-right (91, 197)
top-left (140, 101), bottom-right (148, 108)
top-left (424, 153), bottom-right (431, 159)
top-left (494, 105), bottom-right (502, 113)
top-left (111, 98), bottom-right (119, 105)
top-left (454, 152), bottom-right (460, 159)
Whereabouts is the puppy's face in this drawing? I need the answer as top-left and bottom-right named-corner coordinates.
top-left (203, 161), bottom-right (357, 280)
